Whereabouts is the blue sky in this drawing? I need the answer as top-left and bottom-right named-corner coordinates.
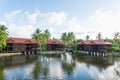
top-left (0, 0), bottom-right (120, 39)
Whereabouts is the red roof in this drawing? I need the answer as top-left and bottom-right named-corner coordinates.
top-left (78, 40), bottom-right (112, 45)
top-left (7, 38), bottom-right (38, 44)
top-left (47, 40), bottom-right (62, 44)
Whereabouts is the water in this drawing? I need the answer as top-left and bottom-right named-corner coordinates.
top-left (0, 53), bottom-right (120, 80)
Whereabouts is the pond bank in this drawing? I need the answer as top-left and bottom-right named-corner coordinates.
top-left (0, 53), bottom-right (22, 57)
top-left (40, 51), bottom-right (64, 54)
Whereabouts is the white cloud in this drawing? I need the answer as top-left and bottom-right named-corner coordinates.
top-left (63, 17), bottom-right (88, 39)
top-left (87, 10), bottom-right (120, 39)
top-left (1, 10), bottom-right (67, 38)
top-left (26, 10), bottom-right (41, 24)
top-left (0, 21), bottom-right (6, 25)
top-left (8, 24), bottom-right (36, 38)
top-left (4, 10), bottom-right (22, 22)
top-left (65, 17), bottom-right (86, 32)
top-left (62, 10), bottom-right (120, 39)
top-left (1, 9), bottom-right (120, 39)
top-left (42, 12), bottom-right (66, 25)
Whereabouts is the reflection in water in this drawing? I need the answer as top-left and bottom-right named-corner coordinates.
top-left (32, 60), bottom-right (41, 80)
top-left (0, 55), bottom-right (38, 80)
top-left (75, 55), bottom-right (120, 80)
top-left (0, 62), bottom-right (4, 80)
top-left (0, 53), bottom-right (119, 80)
top-left (40, 56), bottom-right (49, 79)
top-left (61, 53), bottom-right (76, 75)
top-left (114, 61), bottom-right (120, 79)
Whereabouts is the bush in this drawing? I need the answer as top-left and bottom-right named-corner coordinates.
top-left (112, 47), bottom-right (120, 52)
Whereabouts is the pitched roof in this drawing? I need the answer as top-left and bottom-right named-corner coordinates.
top-left (7, 38), bottom-right (38, 44)
top-left (47, 40), bottom-right (62, 44)
top-left (78, 40), bottom-right (112, 45)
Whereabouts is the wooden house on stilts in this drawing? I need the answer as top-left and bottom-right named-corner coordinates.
top-left (77, 40), bottom-right (112, 56)
top-left (2, 38), bottom-right (39, 54)
top-left (46, 40), bottom-right (64, 51)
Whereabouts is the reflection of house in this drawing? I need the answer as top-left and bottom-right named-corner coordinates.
top-left (77, 40), bottom-right (112, 53)
top-left (46, 40), bottom-right (64, 51)
top-left (2, 38), bottom-right (38, 53)
top-left (76, 56), bottom-right (113, 69)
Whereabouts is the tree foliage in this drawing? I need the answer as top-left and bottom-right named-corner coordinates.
top-left (32, 28), bottom-right (51, 51)
top-left (0, 24), bottom-right (8, 51)
top-left (106, 32), bottom-right (120, 52)
top-left (60, 32), bottom-right (76, 46)
top-left (113, 32), bottom-right (120, 41)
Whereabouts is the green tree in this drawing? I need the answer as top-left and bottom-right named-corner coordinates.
top-left (106, 35), bottom-right (120, 53)
top-left (32, 28), bottom-right (51, 51)
top-left (44, 29), bottom-right (51, 42)
top-left (0, 24), bottom-right (8, 51)
top-left (32, 28), bottom-right (42, 50)
top-left (60, 32), bottom-right (68, 45)
top-left (111, 32), bottom-right (120, 52)
top-left (68, 32), bottom-right (76, 45)
top-left (60, 32), bottom-right (76, 46)
top-left (0, 24), bottom-right (8, 31)
top-left (96, 32), bottom-right (102, 40)
top-left (60, 32), bottom-right (76, 51)
top-left (113, 32), bottom-right (120, 40)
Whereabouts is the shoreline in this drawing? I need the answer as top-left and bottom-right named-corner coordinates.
top-left (40, 51), bottom-right (64, 54)
top-left (0, 53), bottom-right (22, 57)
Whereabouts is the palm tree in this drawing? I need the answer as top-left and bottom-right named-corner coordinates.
top-left (68, 32), bottom-right (76, 45)
top-left (32, 29), bottom-right (52, 51)
top-left (61, 32), bottom-right (76, 46)
top-left (96, 32), bottom-right (102, 40)
top-left (44, 29), bottom-right (51, 42)
top-left (0, 24), bottom-right (8, 35)
top-left (86, 35), bottom-right (90, 40)
top-left (0, 24), bottom-right (7, 31)
top-left (32, 28), bottom-right (41, 41)
top-left (60, 32), bottom-right (68, 45)
top-left (60, 32), bottom-right (76, 51)
top-left (32, 28), bottom-right (41, 51)
top-left (114, 32), bottom-right (120, 40)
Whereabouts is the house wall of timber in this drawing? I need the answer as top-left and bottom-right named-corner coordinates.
top-left (47, 44), bottom-right (63, 51)
top-left (46, 40), bottom-right (64, 51)
top-left (77, 44), bottom-right (112, 53)
top-left (77, 40), bottom-right (112, 53)
top-left (2, 38), bottom-right (38, 53)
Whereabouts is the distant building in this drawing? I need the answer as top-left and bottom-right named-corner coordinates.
top-left (77, 40), bottom-right (112, 53)
top-left (2, 38), bottom-right (38, 53)
top-left (46, 40), bottom-right (64, 51)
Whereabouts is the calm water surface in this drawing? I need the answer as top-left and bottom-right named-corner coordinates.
top-left (0, 53), bottom-right (120, 80)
